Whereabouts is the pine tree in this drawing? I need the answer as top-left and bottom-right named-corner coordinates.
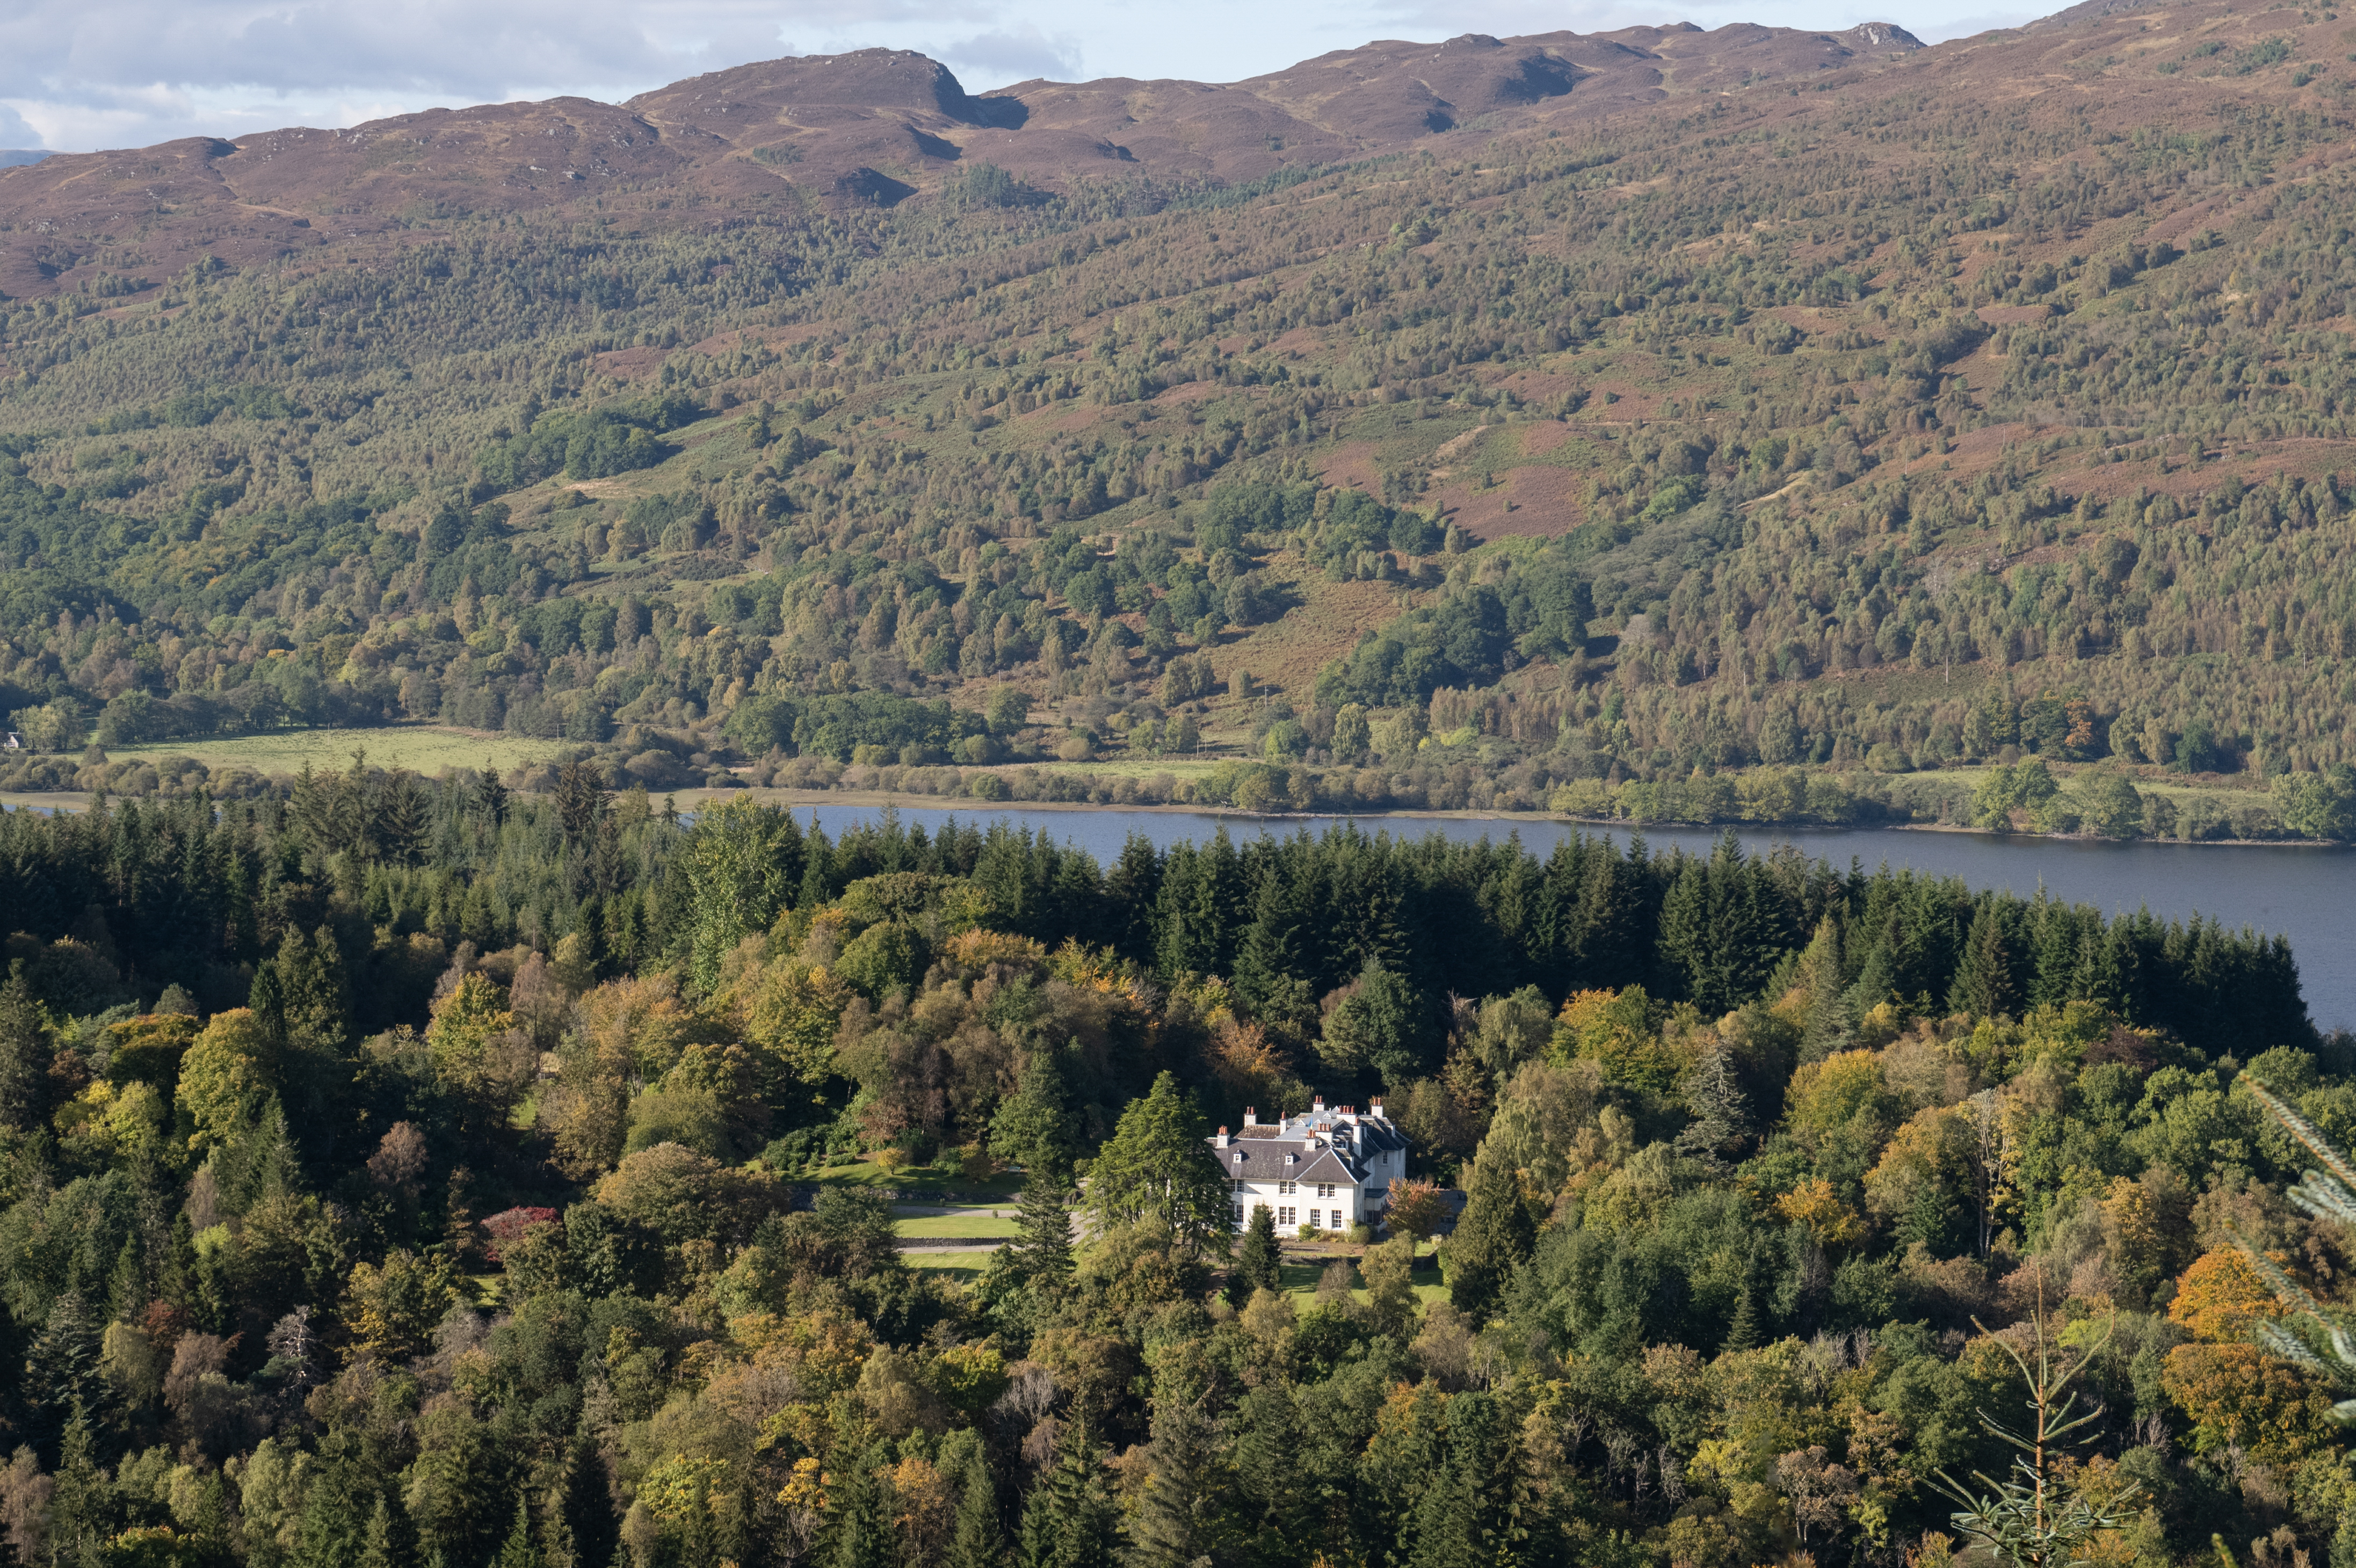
top-left (1445, 1147), bottom-right (1535, 1325)
top-left (1009, 1165), bottom-right (1076, 1291)
top-left (1227, 1203), bottom-right (1281, 1306)
top-left (0, 963), bottom-right (50, 1132)
top-left (1128, 1399), bottom-right (1224, 1568)
top-left (948, 1449), bottom-right (1004, 1568)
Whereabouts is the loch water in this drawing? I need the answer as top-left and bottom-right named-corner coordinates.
top-left (786, 802), bottom-right (2356, 1033)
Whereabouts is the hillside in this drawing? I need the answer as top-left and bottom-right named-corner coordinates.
top-left (0, 0), bottom-right (2350, 841)
top-left (4, 13), bottom-right (2356, 1568)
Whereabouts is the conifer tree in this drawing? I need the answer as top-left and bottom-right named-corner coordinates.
top-left (0, 963), bottom-right (50, 1132)
top-left (555, 1430), bottom-right (617, 1568)
top-left (496, 1493), bottom-right (544, 1568)
top-left (1405, 1391), bottom-right (1522, 1568)
top-left (948, 1448), bottom-right (1004, 1568)
top-left (1227, 1203), bottom-right (1281, 1306)
top-left (1950, 902), bottom-right (2021, 1019)
top-left (1019, 1425), bottom-right (1121, 1568)
top-left (1128, 1399), bottom-right (1225, 1568)
top-left (1445, 1146), bottom-right (1535, 1324)
top-left (47, 1403), bottom-right (111, 1564)
top-left (1082, 1072), bottom-right (1230, 1255)
top-left (830, 1444), bottom-right (897, 1568)
top-left (1795, 914), bottom-right (1848, 1063)
top-left (1674, 1047), bottom-right (1751, 1173)
top-left (991, 1048), bottom-right (1077, 1181)
top-left (1009, 1165), bottom-right (1076, 1290)
top-left (358, 1496), bottom-right (407, 1568)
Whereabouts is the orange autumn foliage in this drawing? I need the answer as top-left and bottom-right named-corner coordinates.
top-left (2160, 1341), bottom-right (2333, 1465)
top-left (2166, 1248), bottom-right (2286, 1342)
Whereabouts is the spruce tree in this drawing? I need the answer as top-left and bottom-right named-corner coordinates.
top-left (990, 1048), bottom-right (1077, 1181)
top-left (829, 1444), bottom-right (897, 1568)
top-left (1949, 902), bottom-right (2021, 1020)
top-left (1723, 1242), bottom-right (1766, 1354)
top-left (495, 1493), bottom-right (544, 1568)
top-left (1081, 1072), bottom-right (1230, 1255)
top-left (556, 1431), bottom-right (617, 1568)
top-left (1009, 1165), bottom-right (1075, 1290)
top-left (1128, 1399), bottom-right (1224, 1568)
top-left (1405, 1391), bottom-right (1519, 1568)
top-left (0, 963), bottom-right (50, 1132)
top-left (948, 1449), bottom-right (1004, 1568)
top-left (1795, 914), bottom-right (1848, 1063)
top-left (358, 1496), bottom-right (406, 1568)
top-left (1445, 1148), bottom-right (1535, 1325)
top-left (1226, 1203), bottom-right (1281, 1306)
top-left (1673, 1048), bottom-right (1750, 1174)
top-left (47, 1403), bottom-right (111, 1564)
top-left (1018, 1425), bottom-right (1122, 1568)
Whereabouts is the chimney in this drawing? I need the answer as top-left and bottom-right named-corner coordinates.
top-left (1243, 1107), bottom-right (1257, 1128)
top-left (1369, 1095), bottom-right (1385, 1119)
top-left (1313, 1094), bottom-right (1325, 1114)
top-left (1216, 1126), bottom-right (1230, 1149)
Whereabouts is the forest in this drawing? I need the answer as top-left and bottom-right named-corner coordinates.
top-left (0, 6), bottom-right (2354, 836)
top-left (0, 774), bottom-right (2340, 1568)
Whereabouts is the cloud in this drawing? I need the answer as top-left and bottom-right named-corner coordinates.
top-left (934, 24), bottom-right (1082, 87)
top-left (0, 101), bottom-right (38, 149)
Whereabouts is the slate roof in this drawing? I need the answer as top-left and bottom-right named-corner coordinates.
top-left (1212, 1106), bottom-right (1408, 1186)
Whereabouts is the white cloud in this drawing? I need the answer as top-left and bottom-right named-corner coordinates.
top-left (0, 100), bottom-right (38, 149)
top-left (933, 25), bottom-right (1082, 87)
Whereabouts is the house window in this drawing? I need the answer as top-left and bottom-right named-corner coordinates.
top-left (1278, 1180), bottom-right (1296, 1196)
top-left (1316, 1183), bottom-right (1336, 1199)
top-left (1232, 1204), bottom-right (1244, 1226)
top-left (1278, 1207), bottom-right (1296, 1226)
top-left (1307, 1209), bottom-right (1322, 1229)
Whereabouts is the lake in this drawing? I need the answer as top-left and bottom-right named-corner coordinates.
top-left (788, 802), bottom-right (2356, 1033)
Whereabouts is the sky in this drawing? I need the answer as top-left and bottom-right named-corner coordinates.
top-left (0, 0), bottom-right (2049, 153)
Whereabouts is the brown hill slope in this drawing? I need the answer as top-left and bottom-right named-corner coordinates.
top-left (0, 21), bottom-right (1923, 299)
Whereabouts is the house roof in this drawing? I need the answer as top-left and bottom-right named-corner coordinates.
top-left (1217, 1139), bottom-right (1365, 1185)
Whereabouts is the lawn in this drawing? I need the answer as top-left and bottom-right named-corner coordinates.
top-left (1279, 1240), bottom-right (1448, 1306)
top-left (798, 1156), bottom-right (1027, 1200)
top-left (100, 725), bottom-right (564, 779)
top-left (893, 1213), bottom-right (1020, 1239)
top-left (906, 1252), bottom-right (995, 1282)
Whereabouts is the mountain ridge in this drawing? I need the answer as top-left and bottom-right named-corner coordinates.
top-left (0, 20), bottom-right (1927, 301)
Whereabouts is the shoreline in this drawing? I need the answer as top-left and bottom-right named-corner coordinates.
top-left (3, 786), bottom-right (2340, 851)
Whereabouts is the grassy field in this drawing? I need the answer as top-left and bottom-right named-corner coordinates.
top-left (799, 1157), bottom-right (1026, 1200)
top-left (893, 1213), bottom-right (1020, 1238)
top-left (100, 725), bottom-right (563, 778)
top-left (905, 1252), bottom-right (995, 1282)
top-left (1278, 1241), bottom-right (1448, 1306)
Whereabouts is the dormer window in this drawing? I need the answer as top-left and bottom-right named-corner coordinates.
top-left (1285, 1153), bottom-right (1297, 1165)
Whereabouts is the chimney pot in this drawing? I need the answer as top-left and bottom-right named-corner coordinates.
top-left (1243, 1107), bottom-right (1257, 1127)
top-left (1216, 1127), bottom-right (1230, 1148)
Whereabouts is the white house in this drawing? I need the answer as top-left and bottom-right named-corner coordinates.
top-left (1207, 1095), bottom-right (1409, 1234)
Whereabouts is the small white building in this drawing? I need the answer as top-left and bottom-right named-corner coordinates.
top-left (1208, 1095), bottom-right (1409, 1234)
